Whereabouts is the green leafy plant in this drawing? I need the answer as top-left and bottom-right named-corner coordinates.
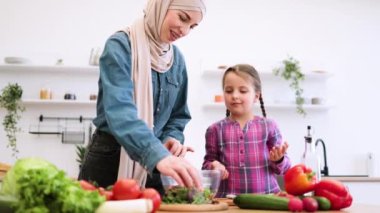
top-left (75, 145), bottom-right (86, 168)
top-left (0, 83), bottom-right (25, 157)
top-left (273, 57), bottom-right (306, 116)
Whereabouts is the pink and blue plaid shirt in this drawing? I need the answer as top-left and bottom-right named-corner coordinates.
top-left (202, 116), bottom-right (291, 198)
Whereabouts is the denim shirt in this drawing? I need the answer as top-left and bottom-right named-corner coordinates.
top-left (93, 32), bottom-right (191, 173)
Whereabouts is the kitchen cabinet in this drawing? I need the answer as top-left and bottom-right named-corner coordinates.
top-left (201, 68), bottom-right (333, 113)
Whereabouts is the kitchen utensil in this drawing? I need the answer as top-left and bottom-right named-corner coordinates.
top-left (4, 56), bottom-right (31, 64)
top-left (62, 128), bottom-right (85, 144)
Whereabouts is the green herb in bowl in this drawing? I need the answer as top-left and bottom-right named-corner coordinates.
top-left (162, 186), bottom-right (213, 204)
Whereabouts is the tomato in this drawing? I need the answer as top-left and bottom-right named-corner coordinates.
top-left (79, 180), bottom-right (97, 191)
top-left (98, 187), bottom-right (114, 201)
top-left (112, 179), bottom-right (141, 200)
top-left (139, 188), bottom-right (161, 213)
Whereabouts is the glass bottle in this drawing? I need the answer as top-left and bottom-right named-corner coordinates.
top-left (301, 125), bottom-right (321, 182)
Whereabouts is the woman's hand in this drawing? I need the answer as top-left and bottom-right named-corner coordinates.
top-left (211, 160), bottom-right (229, 180)
top-left (269, 141), bottom-right (289, 162)
top-left (164, 138), bottom-right (194, 157)
top-left (156, 155), bottom-right (202, 189)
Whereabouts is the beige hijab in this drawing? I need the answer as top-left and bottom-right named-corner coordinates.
top-left (118, 0), bottom-right (206, 187)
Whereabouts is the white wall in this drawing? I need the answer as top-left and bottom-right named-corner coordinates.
top-left (1, 0), bottom-right (380, 179)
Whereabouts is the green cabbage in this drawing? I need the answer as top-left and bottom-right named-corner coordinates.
top-left (0, 157), bottom-right (104, 213)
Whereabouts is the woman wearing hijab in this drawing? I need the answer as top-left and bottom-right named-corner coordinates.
top-left (78, 0), bottom-right (206, 194)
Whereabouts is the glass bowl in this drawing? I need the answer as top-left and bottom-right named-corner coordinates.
top-left (161, 169), bottom-right (221, 197)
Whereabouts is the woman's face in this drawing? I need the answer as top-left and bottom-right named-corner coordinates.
top-left (160, 9), bottom-right (202, 43)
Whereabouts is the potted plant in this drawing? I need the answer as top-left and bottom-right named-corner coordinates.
top-left (0, 83), bottom-right (25, 157)
top-left (273, 56), bottom-right (306, 116)
top-left (75, 145), bottom-right (86, 169)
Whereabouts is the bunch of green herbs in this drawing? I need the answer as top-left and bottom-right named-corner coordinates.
top-left (162, 186), bottom-right (213, 204)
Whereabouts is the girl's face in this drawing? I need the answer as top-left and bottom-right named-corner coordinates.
top-left (223, 72), bottom-right (259, 118)
top-left (160, 9), bottom-right (202, 43)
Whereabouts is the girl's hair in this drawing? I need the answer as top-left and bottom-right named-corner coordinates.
top-left (222, 64), bottom-right (267, 118)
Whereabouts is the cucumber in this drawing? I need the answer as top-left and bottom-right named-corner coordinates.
top-left (313, 196), bottom-right (331, 210)
top-left (233, 194), bottom-right (289, 210)
top-left (0, 194), bottom-right (18, 213)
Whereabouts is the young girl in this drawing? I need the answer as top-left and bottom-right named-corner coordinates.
top-left (202, 64), bottom-right (291, 198)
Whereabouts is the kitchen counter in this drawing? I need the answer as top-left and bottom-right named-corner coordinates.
top-left (322, 176), bottom-right (380, 182)
top-left (158, 203), bottom-right (380, 213)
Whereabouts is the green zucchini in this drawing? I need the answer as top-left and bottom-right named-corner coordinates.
top-left (313, 196), bottom-right (331, 210)
top-left (233, 194), bottom-right (289, 210)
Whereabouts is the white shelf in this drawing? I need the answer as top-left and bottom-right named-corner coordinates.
top-left (202, 69), bottom-right (333, 80)
top-left (0, 64), bottom-right (99, 74)
top-left (203, 102), bottom-right (332, 110)
top-left (22, 99), bottom-right (96, 106)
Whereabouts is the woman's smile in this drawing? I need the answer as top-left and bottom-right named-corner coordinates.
top-left (169, 30), bottom-right (180, 42)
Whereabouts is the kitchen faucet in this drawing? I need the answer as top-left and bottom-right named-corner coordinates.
top-left (315, 139), bottom-right (329, 176)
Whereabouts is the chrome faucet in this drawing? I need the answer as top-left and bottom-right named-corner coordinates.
top-left (315, 139), bottom-right (329, 176)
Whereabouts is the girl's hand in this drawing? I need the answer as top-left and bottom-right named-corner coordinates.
top-left (211, 160), bottom-right (229, 180)
top-left (164, 138), bottom-right (194, 157)
top-left (269, 141), bottom-right (289, 162)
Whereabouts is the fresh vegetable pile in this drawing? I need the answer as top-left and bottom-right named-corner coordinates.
top-left (0, 158), bottom-right (163, 213)
top-left (162, 186), bottom-right (213, 204)
top-left (234, 164), bottom-right (353, 212)
top-left (79, 178), bottom-right (162, 212)
top-left (0, 157), bottom-right (104, 213)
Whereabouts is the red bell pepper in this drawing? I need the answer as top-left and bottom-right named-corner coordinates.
top-left (314, 179), bottom-right (353, 210)
top-left (284, 164), bottom-right (317, 196)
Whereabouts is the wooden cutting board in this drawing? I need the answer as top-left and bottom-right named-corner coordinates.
top-left (214, 198), bottom-right (235, 206)
top-left (159, 201), bottom-right (228, 212)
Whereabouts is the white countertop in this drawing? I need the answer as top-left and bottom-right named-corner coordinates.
top-left (322, 176), bottom-right (380, 182)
